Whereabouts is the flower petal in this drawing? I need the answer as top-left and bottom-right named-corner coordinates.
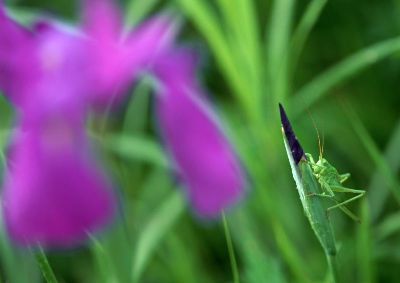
top-left (0, 7), bottom-right (38, 105)
top-left (82, 0), bottom-right (178, 107)
top-left (154, 51), bottom-right (245, 217)
top-left (2, 117), bottom-right (115, 247)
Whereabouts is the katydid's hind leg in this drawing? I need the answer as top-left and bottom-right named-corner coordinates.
top-left (333, 199), bottom-right (361, 222)
top-left (326, 185), bottom-right (365, 212)
top-left (331, 186), bottom-right (365, 195)
top-left (340, 173), bottom-right (351, 184)
top-left (311, 192), bottom-right (361, 222)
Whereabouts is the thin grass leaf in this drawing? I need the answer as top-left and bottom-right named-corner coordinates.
top-left (101, 134), bottom-right (169, 168)
top-left (222, 212), bottom-right (240, 283)
top-left (90, 236), bottom-right (118, 283)
top-left (0, 225), bottom-right (26, 283)
top-left (343, 103), bottom-right (400, 209)
top-left (280, 104), bottom-right (338, 282)
top-left (6, 6), bottom-right (38, 26)
top-left (291, 0), bottom-right (327, 71)
top-left (273, 224), bottom-right (313, 283)
top-left (356, 199), bottom-right (375, 283)
top-left (292, 36), bottom-right (400, 116)
top-left (175, 0), bottom-right (254, 119)
top-left (35, 248), bottom-right (58, 283)
top-left (131, 191), bottom-right (185, 282)
top-left (216, 0), bottom-right (262, 101)
top-left (267, 0), bottom-right (295, 103)
top-left (162, 233), bottom-right (205, 283)
top-left (233, 211), bottom-right (288, 283)
top-left (282, 135), bottom-right (337, 255)
top-left (215, 0), bottom-right (254, 96)
top-left (375, 211), bottom-right (400, 241)
top-left (122, 78), bottom-right (152, 134)
top-left (228, 107), bottom-right (311, 283)
top-left (368, 118), bottom-right (400, 221)
top-left (236, 0), bottom-right (261, 68)
top-left (238, 0), bottom-right (263, 99)
top-left (125, 0), bottom-right (160, 27)
top-left (283, 138), bottom-right (339, 282)
top-left (216, 0), bottom-right (239, 36)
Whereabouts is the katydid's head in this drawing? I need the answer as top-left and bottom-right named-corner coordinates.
top-left (316, 157), bottom-right (329, 168)
top-left (305, 152), bottom-right (330, 174)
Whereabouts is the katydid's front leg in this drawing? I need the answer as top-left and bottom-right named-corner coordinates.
top-left (305, 153), bottom-right (316, 164)
top-left (326, 185), bottom-right (366, 212)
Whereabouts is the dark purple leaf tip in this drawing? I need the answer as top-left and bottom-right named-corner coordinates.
top-left (279, 103), bottom-right (305, 164)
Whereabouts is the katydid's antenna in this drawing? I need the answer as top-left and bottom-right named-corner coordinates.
top-left (307, 111), bottom-right (323, 160)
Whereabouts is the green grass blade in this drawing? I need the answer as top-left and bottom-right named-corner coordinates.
top-left (222, 212), bottom-right (240, 283)
top-left (101, 134), bottom-right (169, 168)
top-left (0, 228), bottom-right (26, 283)
top-left (237, 0), bottom-right (260, 63)
top-left (368, 118), bottom-right (400, 221)
top-left (343, 103), bottom-right (400, 210)
top-left (125, 0), bottom-right (160, 27)
top-left (281, 126), bottom-right (338, 282)
top-left (267, 0), bottom-right (295, 102)
top-left (291, 0), bottom-right (327, 71)
top-left (122, 78), bottom-right (152, 134)
top-left (233, 211), bottom-right (288, 283)
top-left (356, 199), bottom-right (375, 283)
top-left (131, 191), bottom-right (185, 282)
top-left (216, 0), bottom-right (239, 35)
top-left (6, 6), bottom-right (39, 26)
top-left (292, 36), bottom-right (400, 116)
top-left (273, 224), bottom-right (312, 283)
top-left (375, 211), bottom-right (400, 242)
top-left (35, 247), bottom-right (58, 283)
top-left (90, 236), bottom-right (118, 283)
top-left (216, 0), bottom-right (262, 101)
top-left (175, 0), bottom-right (254, 119)
top-left (161, 233), bottom-right (205, 283)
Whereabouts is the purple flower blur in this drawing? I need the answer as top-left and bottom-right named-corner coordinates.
top-left (0, 7), bottom-right (115, 246)
top-left (0, 0), bottom-right (177, 247)
top-left (0, 0), bottom-right (246, 246)
top-left (154, 51), bottom-right (246, 217)
top-left (83, 0), bottom-right (177, 107)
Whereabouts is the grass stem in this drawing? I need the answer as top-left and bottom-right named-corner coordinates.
top-left (222, 212), bottom-right (240, 283)
top-left (35, 247), bottom-right (58, 283)
top-left (326, 254), bottom-right (338, 283)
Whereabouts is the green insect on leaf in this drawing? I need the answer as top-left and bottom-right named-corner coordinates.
top-left (279, 103), bottom-right (366, 282)
top-left (305, 152), bottom-right (366, 222)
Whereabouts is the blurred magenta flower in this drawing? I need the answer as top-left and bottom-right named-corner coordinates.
top-left (3, 112), bottom-right (115, 246)
top-left (0, 0), bottom-right (246, 246)
top-left (82, 0), bottom-right (177, 107)
top-left (0, 0), bottom-right (176, 246)
top-left (0, 10), bottom-right (114, 246)
top-left (154, 51), bottom-right (246, 217)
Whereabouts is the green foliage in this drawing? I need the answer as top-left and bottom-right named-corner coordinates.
top-left (2, 0), bottom-right (400, 282)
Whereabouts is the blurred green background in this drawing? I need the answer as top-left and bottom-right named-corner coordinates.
top-left (1, 0), bottom-right (400, 282)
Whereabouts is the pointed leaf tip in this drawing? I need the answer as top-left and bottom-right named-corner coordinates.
top-left (278, 104), bottom-right (305, 164)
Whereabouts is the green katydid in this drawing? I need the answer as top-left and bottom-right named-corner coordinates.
top-left (280, 103), bottom-right (366, 222)
top-left (306, 151), bottom-right (365, 222)
top-left (305, 115), bottom-right (366, 222)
